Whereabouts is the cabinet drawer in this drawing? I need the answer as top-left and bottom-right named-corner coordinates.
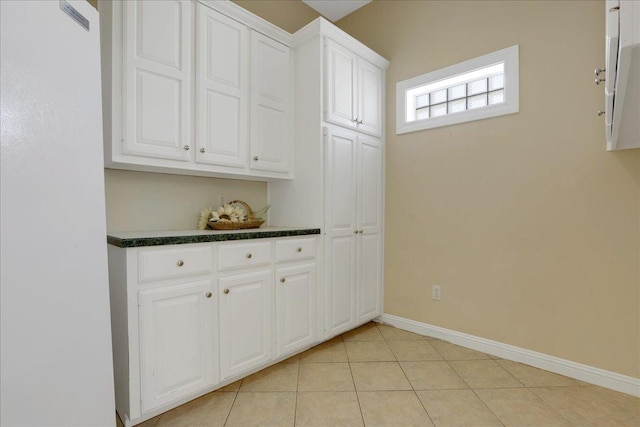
top-left (217, 241), bottom-right (272, 271)
top-left (138, 246), bottom-right (213, 283)
top-left (275, 238), bottom-right (316, 263)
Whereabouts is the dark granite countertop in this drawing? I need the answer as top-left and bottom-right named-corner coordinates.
top-left (107, 227), bottom-right (321, 248)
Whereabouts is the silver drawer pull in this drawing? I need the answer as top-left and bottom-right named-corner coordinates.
top-left (296, 247), bottom-right (302, 253)
top-left (205, 292), bottom-right (212, 298)
top-left (253, 156), bottom-right (259, 161)
top-left (184, 145), bottom-right (190, 151)
top-left (177, 260), bottom-right (184, 267)
top-left (200, 148), bottom-right (205, 153)
top-left (246, 253), bottom-right (252, 259)
top-left (280, 278), bottom-right (286, 283)
top-left (223, 289), bottom-right (229, 294)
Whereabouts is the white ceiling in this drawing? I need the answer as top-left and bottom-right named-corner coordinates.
top-left (302, 0), bottom-right (372, 22)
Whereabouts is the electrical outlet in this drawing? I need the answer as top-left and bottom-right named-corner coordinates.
top-left (432, 285), bottom-right (441, 301)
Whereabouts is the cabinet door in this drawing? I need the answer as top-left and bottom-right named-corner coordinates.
top-left (196, 4), bottom-right (249, 168)
top-left (357, 135), bottom-right (383, 321)
top-left (275, 263), bottom-right (316, 357)
top-left (219, 269), bottom-right (273, 379)
top-left (357, 231), bottom-right (382, 321)
top-left (324, 126), bottom-right (358, 336)
top-left (124, 0), bottom-right (192, 161)
top-left (250, 32), bottom-right (291, 174)
top-left (138, 280), bottom-right (216, 413)
top-left (357, 59), bottom-right (383, 137)
top-left (325, 40), bottom-right (358, 131)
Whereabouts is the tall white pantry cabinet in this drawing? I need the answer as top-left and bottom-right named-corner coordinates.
top-left (270, 19), bottom-right (389, 338)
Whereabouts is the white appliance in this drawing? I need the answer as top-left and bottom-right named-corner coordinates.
top-left (604, 0), bottom-right (640, 151)
top-left (1, 1), bottom-right (116, 425)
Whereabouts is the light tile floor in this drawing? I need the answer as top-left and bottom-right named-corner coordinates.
top-left (117, 322), bottom-right (640, 427)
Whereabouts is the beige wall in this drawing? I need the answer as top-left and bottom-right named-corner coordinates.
top-left (337, 0), bottom-right (640, 378)
top-left (104, 170), bottom-right (267, 231)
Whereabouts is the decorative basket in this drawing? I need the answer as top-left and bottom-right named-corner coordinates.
top-left (207, 200), bottom-right (265, 230)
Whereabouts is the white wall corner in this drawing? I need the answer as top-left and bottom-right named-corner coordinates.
top-left (376, 313), bottom-right (640, 398)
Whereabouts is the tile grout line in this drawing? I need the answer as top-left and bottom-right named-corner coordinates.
top-left (348, 360), bottom-right (368, 426)
top-left (379, 324), bottom-right (437, 426)
top-left (293, 359), bottom-right (301, 427)
top-left (221, 390), bottom-right (239, 427)
top-left (526, 386), bottom-right (579, 427)
top-left (468, 387), bottom-right (507, 427)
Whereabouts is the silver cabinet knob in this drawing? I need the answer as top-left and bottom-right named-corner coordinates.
top-left (280, 278), bottom-right (286, 283)
top-left (200, 148), bottom-right (205, 153)
top-left (184, 145), bottom-right (190, 150)
top-left (597, 110), bottom-right (605, 116)
top-left (253, 156), bottom-right (259, 161)
top-left (246, 253), bottom-right (252, 259)
top-left (354, 230), bottom-right (359, 234)
top-left (205, 292), bottom-right (212, 298)
top-left (223, 289), bottom-right (229, 294)
top-left (353, 117), bottom-right (359, 123)
top-left (594, 67), bottom-right (605, 76)
top-left (357, 119), bottom-right (364, 124)
top-left (595, 77), bottom-right (605, 85)
top-left (296, 247), bottom-right (302, 253)
top-left (177, 260), bottom-right (184, 267)
top-left (360, 230), bottom-right (364, 234)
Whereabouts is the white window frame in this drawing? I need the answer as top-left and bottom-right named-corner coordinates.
top-left (396, 45), bottom-right (519, 134)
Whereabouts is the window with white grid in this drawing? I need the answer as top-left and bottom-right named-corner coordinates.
top-left (397, 45), bottom-right (519, 134)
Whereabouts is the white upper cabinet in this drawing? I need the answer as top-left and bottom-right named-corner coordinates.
top-left (250, 32), bottom-right (292, 173)
top-left (196, 4), bottom-right (249, 168)
top-left (100, 0), bottom-right (294, 180)
top-left (123, 0), bottom-right (193, 161)
top-left (357, 59), bottom-right (383, 137)
top-left (325, 40), bottom-right (358, 132)
top-left (325, 39), bottom-right (383, 137)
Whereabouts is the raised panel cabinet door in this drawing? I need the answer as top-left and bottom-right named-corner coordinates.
top-left (325, 235), bottom-right (357, 336)
top-left (124, 0), bottom-right (192, 161)
top-left (138, 280), bottom-right (216, 413)
top-left (324, 125), bottom-right (358, 336)
top-left (357, 134), bottom-right (383, 321)
top-left (195, 4), bottom-right (249, 168)
top-left (357, 59), bottom-right (383, 137)
top-left (219, 269), bottom-right (273, 379)
top-left (325, 126), bottom-right (358, 234)
top-left (357, 232), bottom-right (382, 321)
top-left (275, 263), bottom-right (316, 357)
top-left (249, 31), bottom-right (292, 174)
top-left (357, 134), bottom-right (382, 232)
top-left (324, 40), bottom-right (358, 130)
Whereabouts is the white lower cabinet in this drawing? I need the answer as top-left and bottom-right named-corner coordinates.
top-left (108, 235), bottom-right (320, 426)
top-left (218, 269), bottom-right (273, 379)
top-left (275, 263), bottom-right (316, 357)
top-left (139, 280), bottom-right (216, 412)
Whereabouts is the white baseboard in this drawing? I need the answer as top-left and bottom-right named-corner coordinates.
top-left (377, 313), bottom-right (640, 398)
